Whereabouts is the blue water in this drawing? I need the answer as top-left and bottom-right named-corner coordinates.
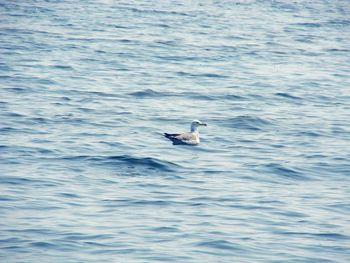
top-left (1, 0), bottom-right (350, 262)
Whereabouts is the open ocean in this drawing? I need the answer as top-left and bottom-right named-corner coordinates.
top-left (1, 0), bottom-right (350, 262)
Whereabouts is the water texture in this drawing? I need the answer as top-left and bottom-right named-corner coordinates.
top-left (1, 0), bottom-right (350, 262)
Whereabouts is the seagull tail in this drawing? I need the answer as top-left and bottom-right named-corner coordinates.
top-left (164, 133), bottom-right (178, 138)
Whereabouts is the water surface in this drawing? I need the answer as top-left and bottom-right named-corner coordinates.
top-left (1, 1), bottom-right (350, 262)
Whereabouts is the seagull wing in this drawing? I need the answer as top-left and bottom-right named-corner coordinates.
top-left (164, 132), bottom-right (198, 145)
top-left (174, 132), bottom-right (197, 141)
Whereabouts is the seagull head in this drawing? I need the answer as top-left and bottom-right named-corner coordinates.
top-left (191, 120), bottom-right (207, 132)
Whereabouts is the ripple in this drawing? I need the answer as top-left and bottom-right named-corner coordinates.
top-left (223, 116), bottom-right (273, 131)
top-left (275, 92), bottom-right (302, 101)
top-left (30, 241), bottom-right (56, 249)
top-left (195, 240), bottom-right (244, 251)
top-left (263, 163), bottom-right (310, 181)
top-left (0, 176), bottom-right (39, 186)
top-left (1, 1), bottom-right (349, 262)
top-left (129, 89), bottom-right (245, 102)
top-left (129, 89), bottom-right (163, 98)
top-left (294, 22), bottom-right (322, 28)
top-left (61, 154), bottom-right (181, 173)
top-left (281, 232), bottom-right (350, 240)
top-left (176, 71), bottom-right (228, 78)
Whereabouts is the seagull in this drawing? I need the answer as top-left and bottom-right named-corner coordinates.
top-left (164, 120), bottom-right (207, 145)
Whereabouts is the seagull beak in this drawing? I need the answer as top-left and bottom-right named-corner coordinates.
top-left (201, 123), bottom-right (207, 126)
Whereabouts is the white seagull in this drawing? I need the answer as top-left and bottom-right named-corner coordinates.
top-left (164, 120), bottom-right (207, 145)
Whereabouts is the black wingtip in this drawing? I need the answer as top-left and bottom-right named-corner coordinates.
top-left (164, 133), bottom-right (178, 138)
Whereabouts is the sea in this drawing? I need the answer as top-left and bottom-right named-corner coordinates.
top-left (1, 0), bottom-right (350, 262)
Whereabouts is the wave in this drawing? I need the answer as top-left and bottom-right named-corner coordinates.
top-left (293, 19), bottom-right (350, 29)
top-left (129, 89), bottom-right (246, 101)
top-left (275, 92), bottom-right (302, 101)
top-left (61, 154), bottom-right (181, 173)
top-left (293, 22), bottom-right (322, 28)
top-left (262, 163), bottom-right (310, 181)
top-left (176, 71), bottom-right (228, 78)
top-left (129, 89), bottom-right (164, 98)
top-left (0, 175), bottom-right (57, 187)
top-left (195, 240), bottom-right (244, 252)
top-left (125, 7), bottom-right (193, 17)
top-left (224, 115), bottom-right (272, 131)
top-left (278, 231), bottom-right (349, 240)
